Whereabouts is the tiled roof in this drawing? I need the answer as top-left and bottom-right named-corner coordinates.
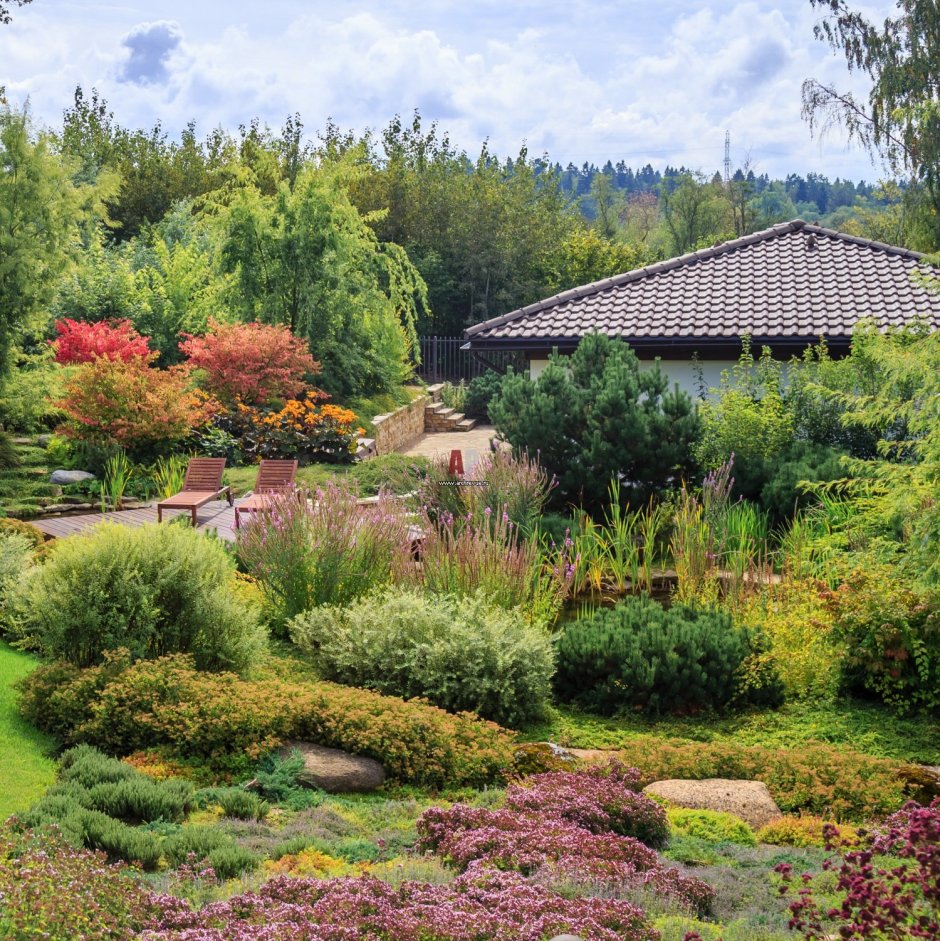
top-left (464, 220), bottom-right (940, 347)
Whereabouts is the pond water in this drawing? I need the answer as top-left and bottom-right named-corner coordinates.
top-left (555, 583), bottom-right (673, 626)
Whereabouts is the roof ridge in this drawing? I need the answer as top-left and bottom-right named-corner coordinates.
top-left (463, 219), bottom-right (934, 339)
top-left (800, 221), bottom-right (928, 261)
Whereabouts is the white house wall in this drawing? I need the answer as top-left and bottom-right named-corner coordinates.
top-left (528, 357), bottom-right (741, 398)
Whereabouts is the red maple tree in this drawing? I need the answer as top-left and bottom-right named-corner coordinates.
top-left (180, 320), bottom-right (319, 406)
top-left (52, 318), bottom-right (152, 365)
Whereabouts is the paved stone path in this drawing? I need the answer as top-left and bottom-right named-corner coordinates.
top-left (398, 425), bottom-right (502, 471)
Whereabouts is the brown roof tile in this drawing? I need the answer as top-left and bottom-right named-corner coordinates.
top-left (464, 220), bottom-right (940, 347)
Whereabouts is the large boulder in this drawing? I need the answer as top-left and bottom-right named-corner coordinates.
top-left (280, 741), bottom-right (386, 793)
top-left (50, 469), bottom-right (95, 486)
top-left (643, 778), bottom-right (782, 829)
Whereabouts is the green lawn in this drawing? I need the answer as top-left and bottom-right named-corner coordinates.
top-left (0, 642), bottom-right (56, 819)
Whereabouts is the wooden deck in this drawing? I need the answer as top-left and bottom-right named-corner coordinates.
top-left (31, 500), bottom-right (239, 541)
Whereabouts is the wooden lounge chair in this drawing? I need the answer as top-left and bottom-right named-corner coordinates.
top-left (234, 459), bottom-right (299, 529)
top-left (156, 458), bottom-right (232, 526)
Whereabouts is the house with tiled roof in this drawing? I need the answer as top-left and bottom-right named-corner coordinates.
top-left (462, 219), bottom-right (940, 395)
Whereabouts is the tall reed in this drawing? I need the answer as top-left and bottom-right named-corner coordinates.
top-left (236, 482), bottom-right (411, 631)
top-left (151, 455), bottom-right (188, 500)
top-left (600, 480), bottom-right (641, 593)
top-left (101, 450), bottom-right (134, 510)
top-left (670, 486), bottom-right (719, 605)
top-left (401, 505), bottom-right (572, 625)
top-left (638, 499), bottom-right (671, 593)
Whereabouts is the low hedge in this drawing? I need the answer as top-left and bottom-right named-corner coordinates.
top-left (18, 653), bottom-right (517, 788)
top-left (613, 734), bottom-right (908, 821)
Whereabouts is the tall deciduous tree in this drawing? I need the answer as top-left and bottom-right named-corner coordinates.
top-left (0, 107), bottom-right (104, 377)
top-left (217, 165), bottom-right (427, 397)
top-left (658, 172), bottom-right (731, 255)
top-left (803, 0), bottom-right (940, 245)
top-left (0, 0), bottom-right (30, 24)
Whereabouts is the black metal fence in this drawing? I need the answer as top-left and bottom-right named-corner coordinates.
top-left (415, 336), bottom-right (520, 383)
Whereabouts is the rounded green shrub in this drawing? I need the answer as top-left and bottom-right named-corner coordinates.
top-left (6, 522), bottom-right (266, 671)
top-left (666, 807), bottom-right (757, 846)
top-left (464, 370), bottom-right (504, 419)
top-left (554, 595), bottom-right (751, 715)
top-left (289, 588), bottom-right (555, 727)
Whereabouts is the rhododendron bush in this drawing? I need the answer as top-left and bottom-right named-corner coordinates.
top-left (231, 392), bottom-right (362, 463)
top-left (52, 318), bottom-right (152, 364)
top-left (180, 319), bottom-right (319, 406)
top-left (55, 356), bottom-right (214, 455)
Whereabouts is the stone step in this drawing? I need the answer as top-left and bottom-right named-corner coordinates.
top-left (455, 418), bottom-right (477, 431)
top-left (355, 437), bottom-right (377, 460)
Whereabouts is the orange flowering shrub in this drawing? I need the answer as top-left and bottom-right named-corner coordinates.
top-left (55, 356), bottom-right (216, 457)
top-left (234, 391), bottom-right (363, 463)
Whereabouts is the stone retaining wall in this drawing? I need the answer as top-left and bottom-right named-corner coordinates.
top-left (371, 385), bottom-right (442, 456)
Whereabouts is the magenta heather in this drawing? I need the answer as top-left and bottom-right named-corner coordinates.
top-left (416, 761), bottom-right (712, 915)
top-left (503, 759), bottom-right (669, 846)
top-left (142, 867), bottom-right (654, 941)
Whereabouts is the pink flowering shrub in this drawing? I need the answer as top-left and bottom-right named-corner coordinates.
top-left (0, 826), bottom-right (167, 941)
top-left (776, 798), bottom-right (940, 940)
top-left (503, 760), bottom-right (669, 847)
top-left (141, 867), bottom-right (654, 941)
top-left (417, 763), bottom-right (712, 915)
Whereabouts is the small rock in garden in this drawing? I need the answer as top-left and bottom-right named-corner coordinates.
top-left (36, 434), bottom-right (52, 448)
top-left (897, 764), bottom-right (940, 802)
top-left (279, 741), bottom-right (386, 793)
top-left (643, 778), bottom-right (782, 829)
top-left (568, 748), bottom-right (626, 765)
top-left (50, 469), bottom-right (95, 485)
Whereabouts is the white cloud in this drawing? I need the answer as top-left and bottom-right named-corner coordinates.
top-left (0, 0), bottom-right (898, 180)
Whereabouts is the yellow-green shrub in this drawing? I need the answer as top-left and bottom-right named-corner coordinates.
top-left (614, 735), bottom-right (907, 821)
top-left (667, 807), bottom-right (756, 846)
top-left (756, 814), bottom-right (862, 848)
top-left (18, 653), bottom-right (517, 788)
top-left (741, 579), bottom-right (843, 699)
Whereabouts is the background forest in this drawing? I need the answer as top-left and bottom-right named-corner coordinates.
top-left (1, 85), bottom-right (930, 404)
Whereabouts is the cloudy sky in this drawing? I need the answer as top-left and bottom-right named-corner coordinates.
top-left (1, 0), bottom-right (895, 181)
